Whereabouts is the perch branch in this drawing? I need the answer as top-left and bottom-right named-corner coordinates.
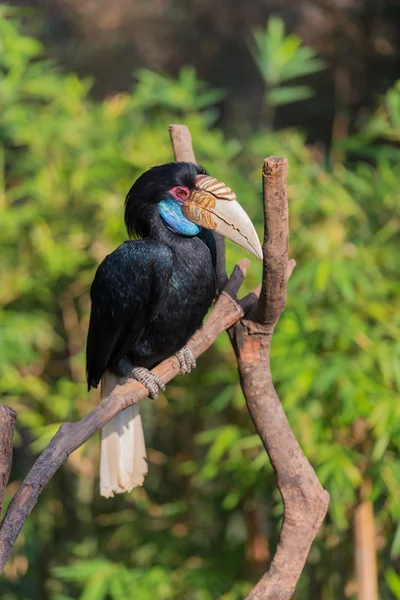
top-left (0, 262), bottom-right (248, 573)
top-left (169, 126), bottom-right (329, 600)
top-left (0, 406), bottom-right (16, 520)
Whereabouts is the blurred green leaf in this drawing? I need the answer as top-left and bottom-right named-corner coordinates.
top-left (267, 85), bottom-right (314, 106)
top-left (250, 16), bottom-right (325, 114)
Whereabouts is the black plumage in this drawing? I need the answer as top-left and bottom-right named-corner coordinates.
top-left (86, 162), bottom-right (216, 390)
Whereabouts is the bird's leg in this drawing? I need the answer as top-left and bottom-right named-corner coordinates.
top-left (175, 345), bottom-right (197, 375)
top-left (131, 367), bottom-right (165, 399)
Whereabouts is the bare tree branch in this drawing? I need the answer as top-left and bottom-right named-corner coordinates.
top-left (0, 406), bottom-right (16, 520)
top-left (0, 261), bottom-right (248, 573)
top-left (169, 124), bottom-right (197, 163)
top-left (254, 157), bottom-right (290, 326)
top-left (169, 126), bottom-right (329, 600)
top-left (230, 157), bottom-right (329, 600)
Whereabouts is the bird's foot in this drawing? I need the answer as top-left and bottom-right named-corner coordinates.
top-left (131, 367), bottom-right (165, 399)
top-left (175, 345), bottom-right (197, 375)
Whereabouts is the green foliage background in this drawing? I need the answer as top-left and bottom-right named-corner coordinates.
top-left (0, 7), bottom-right (400, 599)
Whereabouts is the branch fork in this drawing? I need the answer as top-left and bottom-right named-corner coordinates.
top-left (0, 124), bottom-right (329, 599)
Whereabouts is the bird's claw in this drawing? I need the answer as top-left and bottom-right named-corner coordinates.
top-left (175, 345), bottom-right (197, 375)
top-left (131, 367), bottom-right (165, 399)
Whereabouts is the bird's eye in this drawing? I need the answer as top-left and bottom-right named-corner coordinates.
top-left (171, 186), bottom-right (190, 201)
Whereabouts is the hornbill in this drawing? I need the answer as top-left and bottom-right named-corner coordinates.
top-left (86, 162), bottom-right (262, 497)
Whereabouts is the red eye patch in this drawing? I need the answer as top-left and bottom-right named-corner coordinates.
top-left (170, 186), bottom-right (190, 202)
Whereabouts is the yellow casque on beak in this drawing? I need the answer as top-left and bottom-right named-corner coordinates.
top-left (183, 175), bottom-right (263, 259)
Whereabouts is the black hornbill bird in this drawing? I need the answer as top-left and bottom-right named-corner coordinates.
top-left (86, 162), bottom-right (262, 497)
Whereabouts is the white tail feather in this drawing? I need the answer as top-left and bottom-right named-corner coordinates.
top-left (100, 370), bottom-right (148, 498)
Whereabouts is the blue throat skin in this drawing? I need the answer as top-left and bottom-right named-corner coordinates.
top-left (159, 199), bottom-right (201, 236)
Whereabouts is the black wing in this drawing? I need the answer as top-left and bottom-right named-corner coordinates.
top-left (86, 240), bottom-right (173, 389)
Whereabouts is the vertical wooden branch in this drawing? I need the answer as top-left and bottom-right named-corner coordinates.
top-left (0, 406), bottom-right (16, 519)
top-left (169, 127), bottom-right (329, 600)
top-left (254, 158), bottom-right (289, 326)
top-left (169, 125), bottom-right (197, 163)
top-left (231, 158), bottom-right (329, 600)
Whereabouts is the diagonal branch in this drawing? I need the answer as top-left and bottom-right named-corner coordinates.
top-left (169, 125), bottom-right (329, 600)
top-left (0, 261), bottom-right (248, 573)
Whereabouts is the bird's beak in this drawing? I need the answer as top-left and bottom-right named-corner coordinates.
top-left (183, 175), bottom-right (263, 259)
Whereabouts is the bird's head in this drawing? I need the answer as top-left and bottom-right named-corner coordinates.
top-left (125, 162), bottom-right (262, 259)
